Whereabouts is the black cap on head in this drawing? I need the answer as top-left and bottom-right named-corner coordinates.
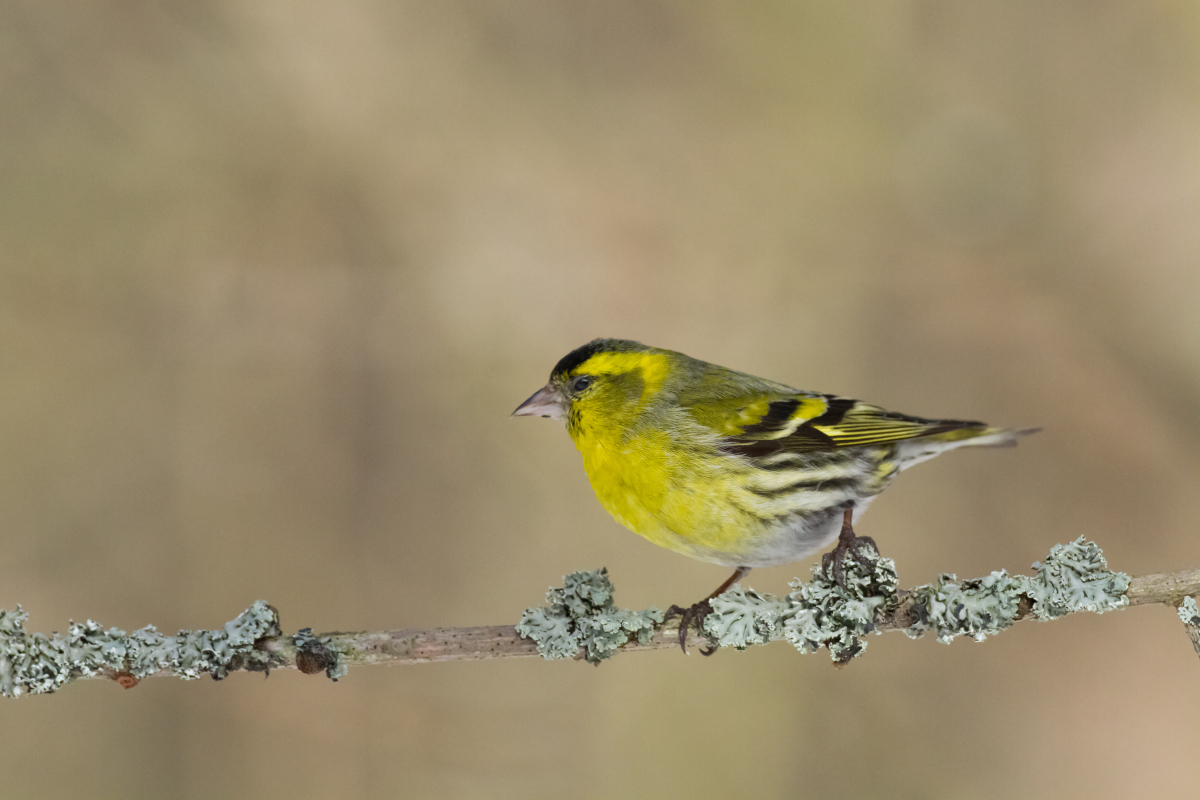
top-left (551, 339), bottom-right (649, 378)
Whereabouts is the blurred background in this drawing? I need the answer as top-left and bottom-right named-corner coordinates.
top-left (2, 2), bottom-right (1199, 797)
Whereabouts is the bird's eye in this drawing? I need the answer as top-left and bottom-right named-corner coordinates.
top-left (570, 375), bottom-right (593, 393)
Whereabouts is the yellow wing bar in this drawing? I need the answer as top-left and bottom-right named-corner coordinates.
top-left (720, 397), bottom-right (987, 456)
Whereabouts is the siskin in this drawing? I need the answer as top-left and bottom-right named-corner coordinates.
top-left (514, 338), bottom-right (1035, 650)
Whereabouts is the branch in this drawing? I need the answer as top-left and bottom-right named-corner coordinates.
top-left (1177, 596), bottom-right (1200, 657)
top-left (2, 539), bottom-right (1198, 697)
top-left (295, 564), bottom-right (1200, 664)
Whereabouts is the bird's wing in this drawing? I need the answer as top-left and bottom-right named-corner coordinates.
top-left (686, 392), bottom-right (988, 457)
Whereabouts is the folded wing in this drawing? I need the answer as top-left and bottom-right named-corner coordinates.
top-left (688, 393), bottom-right (990, 458)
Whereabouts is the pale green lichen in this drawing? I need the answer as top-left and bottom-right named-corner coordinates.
top-left (126, 626), bottom-right (180, 678)
top-left (1177, 596), bottom-right (1199, 626)
top-left (515, 569), bottom-right (663, 663)
top-left (703, 538), bottom-right (1133, 658)
top-left (1022, 537), bottom-right (1130, 620)
top-left (905, 571), bottom-right (1023, 644)
top-left (174, 601), bottom-right (282, 680)
top-left (900, 539), bottom-right (1129, 643)
top-left (702, 544), bottom-right (900, 661)
top-left (0, 607), bottom-right (128, 696)
top-left (0, 601), bottom-right (283, 697)
top-left (781, 544), bottom-right (900, 662)
top-left (704, 588), bottom-right (791, 650)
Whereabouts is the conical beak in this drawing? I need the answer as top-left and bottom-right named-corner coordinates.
top-left (512, 383), bottom-right (566, 420)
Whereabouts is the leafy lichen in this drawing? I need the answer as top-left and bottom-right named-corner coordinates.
top-left (701, 543), bottom-right (900, 662)
top-left (701, 538), bottom-right (1135, 659)
top-left (1178, 596), bottom-right (1200, 626)
top-left (899, 539), bottom-right (1128, 644)
top-left (905, 571), bottom-right (1023, 644)
top-left (704, 588), bottom-right (791, 650)
top-left (515, 569), bottom-right (664, 663)
top-left (0, 601), bottom-right (283, 697)
top-left (1021, 537), bottom-right (1130, 620)
top-left (781, 543), bottom-right (900, 662)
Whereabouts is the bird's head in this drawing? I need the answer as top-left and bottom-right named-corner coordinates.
top-left (512, 339), bottom-right (671, 437)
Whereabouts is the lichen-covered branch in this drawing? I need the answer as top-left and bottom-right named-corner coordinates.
top-left (2, 538), bottom-right (1199, 697)
top-left (1177, 597), bottom-right (1200, 658)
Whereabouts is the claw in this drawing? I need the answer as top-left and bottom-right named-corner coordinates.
top-left (663, 601), bottom-right (715, 655)
top-left (821, 508), bottom-right (879, 590)
top-left (663, 565), bottom-right (752, 655)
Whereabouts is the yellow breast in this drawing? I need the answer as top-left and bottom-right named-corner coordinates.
top-left (572, 424), bottom-right (755, 563)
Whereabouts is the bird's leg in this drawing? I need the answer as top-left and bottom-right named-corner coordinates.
top-left (707, 565), bottom-right (752, 600)
top-left (821, 508), bottom-right (879, 590)
top-left (664, 566), bottom-right (751, 656)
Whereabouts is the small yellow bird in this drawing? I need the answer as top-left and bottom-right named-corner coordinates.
top-left (514, 338), bottom-right (1034, 648)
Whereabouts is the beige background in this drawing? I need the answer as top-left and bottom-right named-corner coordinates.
top-left (3, 3), bottom-right (1199, 798)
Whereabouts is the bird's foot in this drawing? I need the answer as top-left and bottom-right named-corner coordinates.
top-left (821, 508), bottom-right (880, 590)
top-left (663, 566), bottom-right (752, 656)
top-left (663, 601), bottom-right (719, 656)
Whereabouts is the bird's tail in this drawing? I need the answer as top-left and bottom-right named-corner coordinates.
top-left (941, 426), bottom-right (1041, 449)
top-left (894, 425), bottom-right (1038, 472)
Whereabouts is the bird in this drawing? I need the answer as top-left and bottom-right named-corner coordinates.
top-left (513, 338), bottom-right (1035, 652)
